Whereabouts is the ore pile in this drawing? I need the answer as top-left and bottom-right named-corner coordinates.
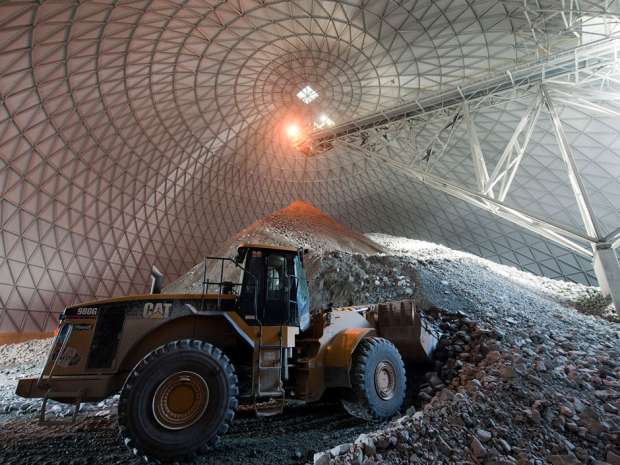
top-left (309, 252), bottom-right (417, 312)
top-left (164, 200), bottom-right (384, 297)
top-left (220, 200), bottom-right (383, 256)
top-left (369, 234), bottom-right (617, 323)
top-left (314, 308), bottom-right (620, 465)
top-left (415, 308), bottom-right (500, 403)
top-left (164, 201), bottom-right (421, 312)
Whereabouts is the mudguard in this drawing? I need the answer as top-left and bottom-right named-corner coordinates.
top-left (323, 326), bottom-right (376, 387)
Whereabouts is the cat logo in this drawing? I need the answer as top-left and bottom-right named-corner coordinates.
top-left (143, 302), bottom-right (172, 319)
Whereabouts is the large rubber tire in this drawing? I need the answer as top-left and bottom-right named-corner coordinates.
top-left (118, 339), bottom-right (238, 463)
top-left (341, 337), bottom-right (406, 420)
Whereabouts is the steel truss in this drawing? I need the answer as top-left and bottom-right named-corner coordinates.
top-left (310, 38), bottom-right (620, 306)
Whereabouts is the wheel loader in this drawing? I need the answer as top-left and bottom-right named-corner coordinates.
top-left (17, 243), bottom-right (438, 462)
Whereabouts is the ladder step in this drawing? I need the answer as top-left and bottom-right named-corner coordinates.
top-left (260, 352), bottom-right (282, 357)
top-left (257, 390), bottom-right (284, 397)
top-left (39, 390), bottom-right (82, 425)
top-left (255, 403), bottom-right (284, 417)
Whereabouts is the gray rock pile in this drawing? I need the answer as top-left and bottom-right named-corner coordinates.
top-left (0, 338), bottom-right (51, 415)
top-left (416, 308), bottom-right (501, 403)
top-left (369, 234), bottom-right (617, 323)
top-left (0, 338), bottom-right (118, 419)
top-left (314, 306), bottom-right (620, 465)
top-left (164, 200), bottom-right (384, 297)
top-left (308, 252), bottom-right (417, 311)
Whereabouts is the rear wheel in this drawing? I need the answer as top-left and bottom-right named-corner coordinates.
top-left (342, 337), bottom-right (406, 420)
top-left (118, 339), bottom-right (238, 463)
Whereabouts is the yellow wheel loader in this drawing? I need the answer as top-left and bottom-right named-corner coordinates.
top-left (17, 243), bottom-right (437, 462)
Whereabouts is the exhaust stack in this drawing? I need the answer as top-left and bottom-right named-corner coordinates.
top-left (150, 266), bottom-right (164, 294)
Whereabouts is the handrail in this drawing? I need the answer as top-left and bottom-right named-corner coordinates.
top-left (37, 324), bottom-right (73, 389)
top-left (199, 255), bottom-right (261, 323)
top-left (286, 274), bottom-right (298, 324)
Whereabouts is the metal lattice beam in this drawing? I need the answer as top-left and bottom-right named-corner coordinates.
top-left (313, 38), bottom-right (620, 143)
top-left (309, 39), bottom-right (620, 306)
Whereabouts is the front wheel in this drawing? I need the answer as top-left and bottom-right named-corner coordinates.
top-left (341, 337), bottom-right (406, 420)
top-left (118, 339), bottom-right (238, 463)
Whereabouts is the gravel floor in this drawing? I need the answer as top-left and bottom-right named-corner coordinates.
top-left (0, 402), bottom-right (378, 465)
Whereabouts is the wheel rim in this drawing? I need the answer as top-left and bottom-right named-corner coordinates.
top-left (374, 361), bottom-right (396, 400)
top-left (152, 371), bottom-right (209, 430)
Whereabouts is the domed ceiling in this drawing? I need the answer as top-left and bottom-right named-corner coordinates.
top-left (1, 0), bottom-right (619, 334)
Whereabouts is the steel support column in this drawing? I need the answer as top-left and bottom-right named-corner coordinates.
top-left (593, 243), bottom-right (620, 308)
top-left (542, 86), bottom-right (620, 308)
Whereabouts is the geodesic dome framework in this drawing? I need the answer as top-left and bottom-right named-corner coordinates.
top-left (1, 0), bottom-right (620, 335)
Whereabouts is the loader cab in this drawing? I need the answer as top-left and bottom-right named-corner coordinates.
top-left (237, 244), bottom-right (310, 330)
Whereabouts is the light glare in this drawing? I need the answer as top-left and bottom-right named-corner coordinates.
top-left (286, 124), bottom-right (301, 139)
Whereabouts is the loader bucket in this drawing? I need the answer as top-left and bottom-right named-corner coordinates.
top-left (371, 300), bottom-right (438, 363)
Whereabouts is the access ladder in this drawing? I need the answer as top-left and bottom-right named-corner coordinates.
top-left (254, 324), bottom-right (286, 416)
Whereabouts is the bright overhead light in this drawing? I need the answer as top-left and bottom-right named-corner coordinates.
top-left (286, 123), bottom-right (301, 139)
top-left (314, 114), bottom-right (335, 129)
top-left (296, 85), bottom-right (319, 104)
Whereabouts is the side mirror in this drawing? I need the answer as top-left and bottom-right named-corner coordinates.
top-left (234, 248), bottom-right (247, 265)
top-left (150, 266), bottom-right (164, 294)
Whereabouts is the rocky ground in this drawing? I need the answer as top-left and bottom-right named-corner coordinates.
top-left (0, 399), bottom-right (376, 465)
top-left (1, 201), bottom-right (619, 465)
top-left (311, 237), bottom-right (620, 465)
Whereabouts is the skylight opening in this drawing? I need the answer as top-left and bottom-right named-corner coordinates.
top-left (296, 85), bottom-right (319, 104)
top-left (314, 114), bottom-right (335, 129)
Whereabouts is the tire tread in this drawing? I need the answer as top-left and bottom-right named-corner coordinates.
top-left (118, 339), bottom-right (238, 464)
top-left (342, 336), bottom-right (406, 421)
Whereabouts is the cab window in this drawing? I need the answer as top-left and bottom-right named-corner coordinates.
top-left (266, 255), bottom-right (285, 300)
top-left (239, 250), bottom-right (264, 317)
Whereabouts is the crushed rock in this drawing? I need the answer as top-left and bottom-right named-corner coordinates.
top-left (314, 263), bottom-right (620, 465)
top-left (369, 233), bottom-right (617, 322)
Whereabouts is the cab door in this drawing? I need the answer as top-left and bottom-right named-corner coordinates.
top-left (239, 249), bottom-right (265, 322)
top-left (239, 249), bottom-right (292, 325)
top-left (263, 253), bottom-right (288, 325)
